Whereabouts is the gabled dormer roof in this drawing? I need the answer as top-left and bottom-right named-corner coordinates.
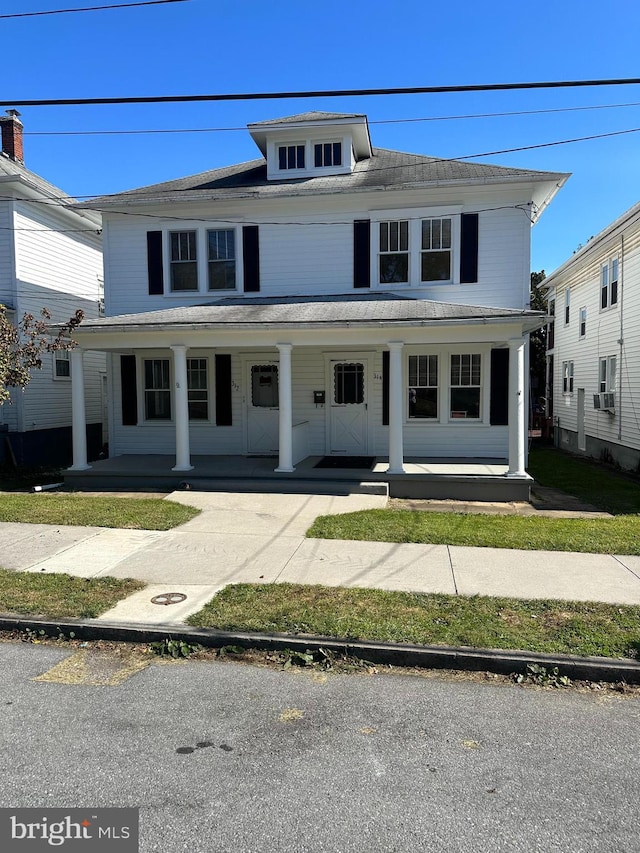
top-left (248, 110), bottom-right (372, 160)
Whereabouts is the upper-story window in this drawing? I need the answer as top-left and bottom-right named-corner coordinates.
top-left (314, 141), bottom-right (342, 167)
top-left (170, 231), bottom-right (198, 291)
top-left (601, 257), bottom-right (619, 309)
top-left (278, 144), bottom-right (305, 171)
top-left (421, 217), bottom-right (452, 282)
top-left (564, 288), bottom-right (570, 325)
top-left (207, 229), bottom-right (236, 291)
top-left (379, 220), bottom-right (409, 283)
top-left (579, 306), bottom-right (587, 339)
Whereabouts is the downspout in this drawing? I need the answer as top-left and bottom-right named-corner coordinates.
top-left (618, 234), bottom-right (624, 442)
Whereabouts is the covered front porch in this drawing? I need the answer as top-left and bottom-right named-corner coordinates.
top-left (63, 452), bottom-right (531, 501)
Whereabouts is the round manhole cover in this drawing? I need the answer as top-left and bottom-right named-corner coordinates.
top-left (150, 592), bottom-right (188, 606)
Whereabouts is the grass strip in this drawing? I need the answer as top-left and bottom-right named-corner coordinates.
top-left (0, 494), bottom-right (199, 530)
top-left (528, 446), bottom-right (640, 515)
top-left (0, 569), bottom-right (144, 619)
top-left (186, 582), bottom-right (640, 660)
top-left (307, 509), bottom-right (640, 554)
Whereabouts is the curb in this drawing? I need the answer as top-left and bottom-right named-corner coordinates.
top-left (2, 614), bottom-right (640, 684)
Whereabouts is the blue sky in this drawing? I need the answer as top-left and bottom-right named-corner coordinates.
top-left (3, 0), bottom-right (640, 274)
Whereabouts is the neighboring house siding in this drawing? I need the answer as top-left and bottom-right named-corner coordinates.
top-left (548, 207), bottom-right (640, 469)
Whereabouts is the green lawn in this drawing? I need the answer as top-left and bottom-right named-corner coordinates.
top-left (0, 569), bottom-right (144, 619)
top-left (528, 445), bottom-right (640, 515)
top-left (187, 582), bottom-right (640, 660)
top-left (0, 493), bottom-right (199, 530)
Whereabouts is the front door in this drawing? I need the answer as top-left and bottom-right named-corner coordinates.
top-left (246, 363), bottom-right (279, 454)
top-left (328, 359), bottom-right (368, 454)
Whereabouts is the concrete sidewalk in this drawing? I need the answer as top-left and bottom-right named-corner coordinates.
top-left (2, 489), bottom-right (640, 627)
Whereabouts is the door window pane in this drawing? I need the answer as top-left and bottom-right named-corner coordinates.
top-left (251, 365), bottom-right (279, 408)
top-left (334, 363), bottom-right (364, 404)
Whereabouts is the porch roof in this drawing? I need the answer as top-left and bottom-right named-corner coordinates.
top-left (75, 293), bottom-right (544, 335)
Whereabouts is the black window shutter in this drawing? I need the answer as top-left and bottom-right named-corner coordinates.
top-left (354, 219), bottom-right (371, 288)
top-left (147, 231), bottom-right (164, 295)
top-left (382, 350), bottom-right (390, 425)
top-left (460, 213), bottom-right (479, 284)
top-left (242, 226), bottom-right (260, 292)
top-left (120, 355), bottom-right (137, 425)
top-left (215, 354), bottom-right (233, 426)
top-left (490, 348), bottom-right (509, 426)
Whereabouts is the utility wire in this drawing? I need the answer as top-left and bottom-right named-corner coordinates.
top-left (0, 0), bottom-right (189, 18)
top-left (4, 77), bottom-right (640, 108)
top-left (21, 100), bottom-right (640, 136)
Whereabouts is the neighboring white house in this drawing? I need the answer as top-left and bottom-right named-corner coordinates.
top-left (544, 201), bottom-right (640, 472)
top-left (68, 111), bottom-right (568, 499)
top-left (0, 110), bottom-right (104, 467)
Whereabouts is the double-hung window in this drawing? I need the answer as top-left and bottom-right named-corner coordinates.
top-left (144, 359), bottom-right (171, 420)
top-left (207, 229), bottom-right (235, 291)
top-left (408, 355), bottom-right (438, 419)
top-left (564, 289), bottom-right (570, 325)
top-left (54, 349), bottom-right (70, 379)
top-left (599, 356), bottom-right (617, 393)
top-left (170, 231), bottom-right (198, 292)
top-left (562, 360), bottom-right (574, 394)
top-left (450, 354), bottom-right (481, 419)
top-left (278, 144), bottom-right (305, 171)
top-left (187, 358), bottom-right (208, 420)
top-left (579, 307), bottom-right (587, 339)
top-left (314, 141), bottom-right (342, 167)
top-left (379, 220), bottom-right (409, 283)
top-left (601, 258), bottom-right (619, 309)
top-left (421, 217), bottom-right (452, 282)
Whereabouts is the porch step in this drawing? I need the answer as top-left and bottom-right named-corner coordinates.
top-left (176, 477), bottom-right (390, 497)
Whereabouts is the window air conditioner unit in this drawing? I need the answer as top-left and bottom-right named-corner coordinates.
top-left (593, 394), bottom-right (602, 409)
top-left (602, 392), bottom-right (616, 410)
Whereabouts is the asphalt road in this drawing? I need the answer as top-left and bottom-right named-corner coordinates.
top-left (1, 641), bottom-right (639, 853)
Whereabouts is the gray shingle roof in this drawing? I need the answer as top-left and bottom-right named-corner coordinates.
top-left (77, 292), bottom-right (542, 331)
top-left (248, 111), bottom-right (366, 127)
top-left (0, 151), bottom-right (74, 200)
top-left (84, 147), bottom-right (566, 208)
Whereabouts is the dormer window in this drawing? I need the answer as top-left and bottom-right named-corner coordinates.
top-left (278, 144), bottom-right (305, 171)
top-left (314, 141), bottom-right (342, 168)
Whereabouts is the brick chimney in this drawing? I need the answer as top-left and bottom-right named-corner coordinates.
top-left (0, 109), bottom-right (24, 163)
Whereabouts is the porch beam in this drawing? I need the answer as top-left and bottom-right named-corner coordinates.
top-left (171, 345), bottom-right (193, 472)
top-left (507, 337), bottom-right (526, 476)
top-left (275, 343), bottom-right (295, 472)
top-left (387, 341), bottom-right (405, 474)
top-left (68, 347), bottom-right (91, 471)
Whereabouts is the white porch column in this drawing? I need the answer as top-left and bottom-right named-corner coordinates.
top-left (507, 337), bottom-right (526, 476)
top-left (387, 341), bottom-right (405, 474)
top-left (171, 345), bottom-right (193, 472)
top-left (275, 343), bottom-right (295, 473)
top-left (69, 347), bottom-right (91, 471)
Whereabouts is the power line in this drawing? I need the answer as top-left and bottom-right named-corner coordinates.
top-left (0, 0), bottom-right (189, 19)
top-left (21, 100), bottom-right (640, 136)
top-left (455, 125), bottom-right (640, 160)
top-left (4, 77), bottom-right (640, 108)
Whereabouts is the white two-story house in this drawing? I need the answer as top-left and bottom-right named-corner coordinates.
top-left (67, 111), bottom-right (568, 499)
top-left (0, 110), bottom-right (104, 468)
top-left (544, 202), bottom-right (640, 471)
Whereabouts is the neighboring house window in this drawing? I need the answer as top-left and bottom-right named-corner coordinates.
top-left (599, 356), bottom-right (617, 393)
top-left (207, 229), bottom-right (236, 291)
top-left (314, 142), bottom-right (342, 167)
top-left (54, 349), bottom-right (70, 378)
top-left (562, 360), bottom-right (574, 394)
top-left (408, 355), bottom-right (438, 419)
top-left (379, 220), bottom-right (409, 283)
top-left (601, 258), bottom-right (619, 309)
top-left (450, 354), bottom-right (481, 419)
top-left (170, 231), bottom-right (198, 291)
top-left (187, 358), bottom-right (208, 420)
top-left (564, 289), bottom-right (570, 325)
top-left (579, 307), bottom-right (586, 339)
top-left (547, 298), bottom-right (555, 350)
top-left (421, 217), bottom-right (452, 282)
top-left (144, 359), bottom-right (171, 419)
top-left (278, 144), bottom-right (305, 170)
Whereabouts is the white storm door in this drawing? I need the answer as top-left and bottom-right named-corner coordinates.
top-left (246, 362), bottom-right (279, 454)
top-left (328, 359), bottom-right (368, 454)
